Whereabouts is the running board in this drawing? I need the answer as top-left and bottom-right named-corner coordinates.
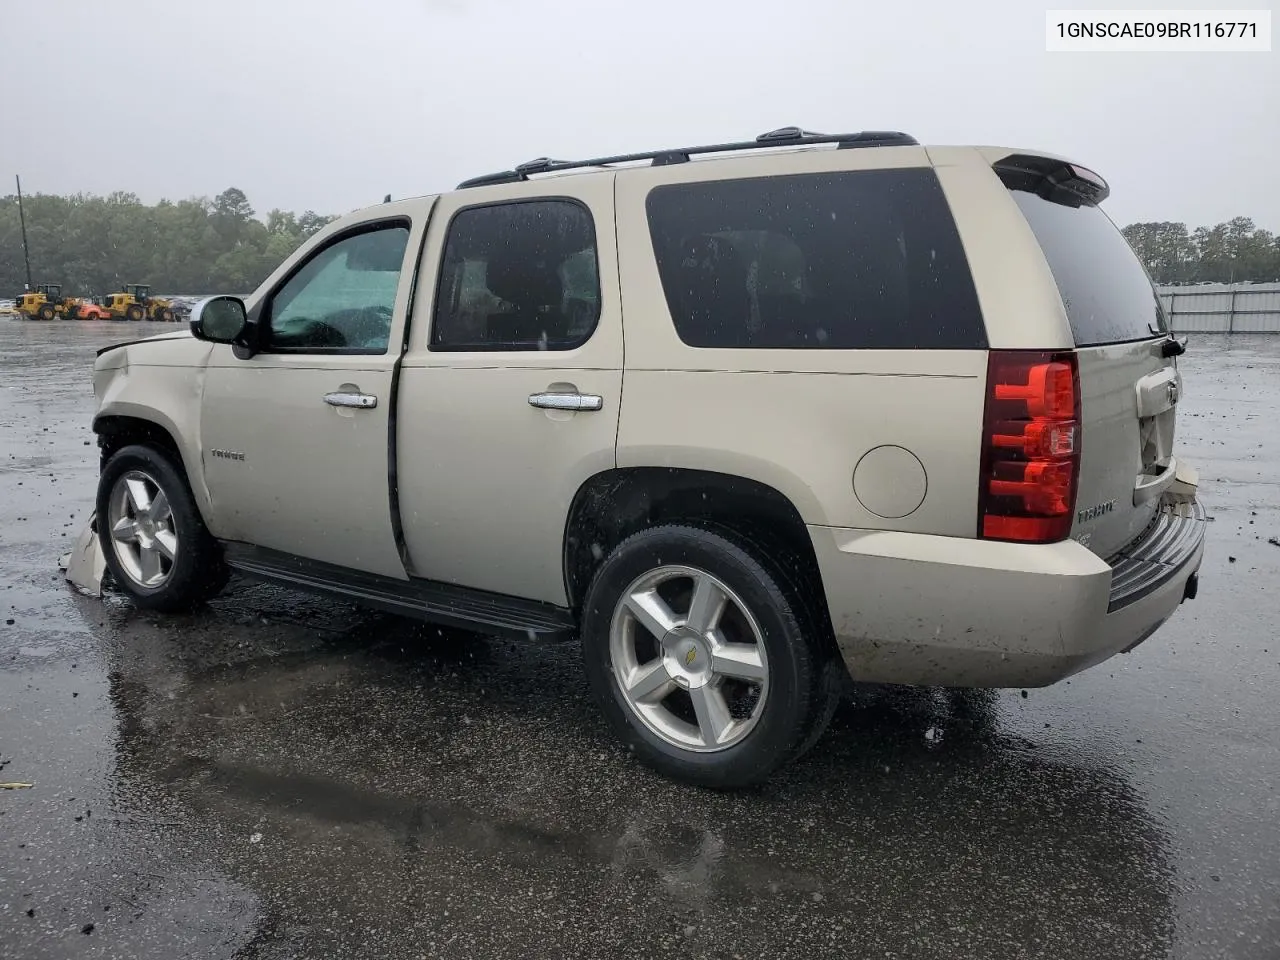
top-left (221, 543), bottom-right (577, 641)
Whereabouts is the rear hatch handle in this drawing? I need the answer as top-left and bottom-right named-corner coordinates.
top-left (1135, 367), bottom-right (1180, 418)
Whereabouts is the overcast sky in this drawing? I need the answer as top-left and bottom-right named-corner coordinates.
top-left (2, 0), bottom-right (1276, 229)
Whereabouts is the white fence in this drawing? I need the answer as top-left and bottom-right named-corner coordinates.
top-left (1156, 282), bottom-right (1280, 333)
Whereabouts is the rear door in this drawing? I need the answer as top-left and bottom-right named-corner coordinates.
top-left (394, 175), bottom-right (623, 605)
top-left (1006, 180), bottom-right (1179, 558)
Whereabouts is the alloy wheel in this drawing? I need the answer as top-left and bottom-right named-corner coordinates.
top-left (609, 565), bottom-right (770, 752)
top-left (106, 469), bottom-right (178, 588)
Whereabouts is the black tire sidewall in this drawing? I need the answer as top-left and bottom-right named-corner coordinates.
top-left (96, 444), bottom-right (220, 611)
top-left (582, 525), bottom-right (821, 789)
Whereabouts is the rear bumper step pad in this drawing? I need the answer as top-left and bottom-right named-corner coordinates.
top-left (1106, 498), bottom-right (1206, 612)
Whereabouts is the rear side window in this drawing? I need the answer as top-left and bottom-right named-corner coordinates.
top-left (1010, 191), bottom-right (1166, 346)
top-left (645, 170), bottom-right (985, 349)
top-left (431, 200), bottom-right (599, 351)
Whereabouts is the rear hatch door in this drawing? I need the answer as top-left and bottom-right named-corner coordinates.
top-left (1004, 164), bottom-right (1181, 559)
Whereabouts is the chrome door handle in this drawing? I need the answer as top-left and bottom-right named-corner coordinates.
top-left (324, 391), bottom-right (378, 409)
top-left (528, 392), bottom-right (603, 412)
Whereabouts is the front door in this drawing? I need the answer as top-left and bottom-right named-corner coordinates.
top-left (200, 214), bottom-right (424, 578)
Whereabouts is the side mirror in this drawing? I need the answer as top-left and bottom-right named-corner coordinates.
top-left (190, 296), bottom-right (248, 344)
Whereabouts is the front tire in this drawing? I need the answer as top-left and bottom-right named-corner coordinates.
top-left (581, 524), bottom-right (836, 789)
top-left (96, 444), bottom-right (229, 611)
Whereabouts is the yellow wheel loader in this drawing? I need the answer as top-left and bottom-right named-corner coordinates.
top-left (103, 284), bottom-right (176, 322)
top-left (16, 283), bottom-right (71, 321)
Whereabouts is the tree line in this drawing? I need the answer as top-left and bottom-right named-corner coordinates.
top-left (0, 188), bottom-right (335, 297)
top-left (3, 187), bottom-right (1278, 296)
top-left (1121, 218), bottom-right (1280, 284)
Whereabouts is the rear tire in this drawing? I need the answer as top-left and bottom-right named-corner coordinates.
top-left (581, 524), bottom-right (836, 789)
top-left (126, 304), bottom-right (144, 321)
top-left (37, 304), bottom-right (55, 321)
top-left (97, 444), bottom-right (229, 612)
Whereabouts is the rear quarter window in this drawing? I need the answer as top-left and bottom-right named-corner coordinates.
top-left (645, 169), bottom-right (986, 349)
top-left (1010, 191), bottom-right (1167, 347)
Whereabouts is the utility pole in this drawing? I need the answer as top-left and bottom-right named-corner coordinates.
top-left (15, 175), bottom-right (33, 292)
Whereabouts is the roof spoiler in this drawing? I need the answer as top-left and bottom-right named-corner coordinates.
top-left (993, 153), bottom-right (1110, 207)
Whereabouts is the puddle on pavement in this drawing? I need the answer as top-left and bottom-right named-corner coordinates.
top-left (73, 602), bottom-right (1177, 958)
top-left (11, 324), bottom-right (1280, 958)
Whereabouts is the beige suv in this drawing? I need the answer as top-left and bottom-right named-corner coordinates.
top-left (84, 128), bottom-right (1205, 788)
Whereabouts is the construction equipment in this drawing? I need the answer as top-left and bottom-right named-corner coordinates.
top-left (16, 283), bottom-right (72, 321)
top-left (69, 297), bottom-right (112, 321)
top-left (16, 286), bottom-right (114, 321)
top-left (103, 284), bottom-right (176, 322)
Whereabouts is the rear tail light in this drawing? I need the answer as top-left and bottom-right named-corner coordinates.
top-left (978, 350), bottom-right (1081, 543)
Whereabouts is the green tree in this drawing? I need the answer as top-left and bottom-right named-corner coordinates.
top-left (213, 187), bottom-right (254, 222)
top-left (0, 188), bottom-right (338, 297)
top-left (1123, 218), bottom-right (1280, 284)
top-left (1121, 222), bottom-right (1197, 283)
top-left (298, 210), bottom-right (335, 238)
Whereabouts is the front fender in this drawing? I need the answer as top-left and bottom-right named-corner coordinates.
top-left (93, 342), bottom-right (217, 529)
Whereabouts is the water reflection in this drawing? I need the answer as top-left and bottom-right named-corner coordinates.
top-left (93, 593), bottom-right (1175, 958)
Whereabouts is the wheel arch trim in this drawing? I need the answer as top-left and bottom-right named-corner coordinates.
top-left (561, 466), bottom-right (826, 615)
top-left (93, 406), bottom-right (214, 528)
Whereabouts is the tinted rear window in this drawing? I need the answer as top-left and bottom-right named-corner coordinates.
top-left (1010, 191), bottom-right (1166, 346)
top-left (645, 170), bottom-right (986, 349)
top-left (431, 200), bottom-right (599, 351)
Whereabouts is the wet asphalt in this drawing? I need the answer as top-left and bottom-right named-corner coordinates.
top-left (0, 320), bottom-right (1277, 960)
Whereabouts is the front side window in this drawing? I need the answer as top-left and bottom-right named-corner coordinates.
top-left (431, 200), bottom-right (599, 351)
top-left (265, 224), bottom-right (410, 354)
top-left (645, 170), bottom-right (986, 349)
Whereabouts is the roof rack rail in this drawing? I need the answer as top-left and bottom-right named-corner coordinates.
top-left (455, 126), bottom-right (919, 189)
